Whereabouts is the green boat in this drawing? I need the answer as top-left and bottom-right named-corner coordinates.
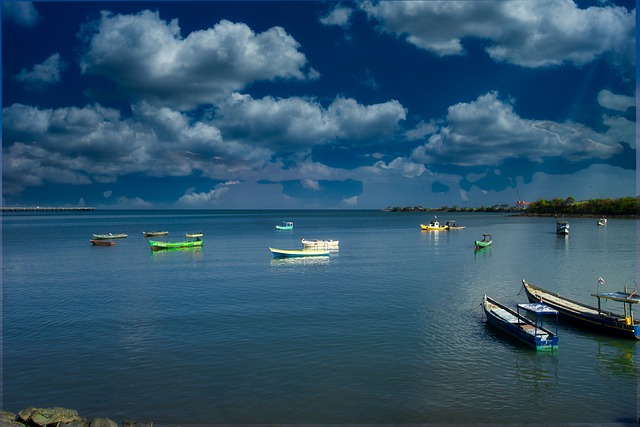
top-left (149, 239), bottom-right (203, 251)
top-left (475, 234), bottom-right (492, 248)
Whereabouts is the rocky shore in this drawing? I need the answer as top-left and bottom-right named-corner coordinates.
top-left (0, 407), bottom-right (151, 427)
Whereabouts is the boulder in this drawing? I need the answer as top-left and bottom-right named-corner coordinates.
top-left (89, 419), bottom-right (117, 427)
top-left (0, 410), bottom-right (26, 426)
top-left (17, 407), bottom-right (85, 426)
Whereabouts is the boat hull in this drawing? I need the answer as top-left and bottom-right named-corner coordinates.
top-left (420, 224), bottom-right (447, 231)
top-left (475, 240), bottom-right (492, 248)
top-left (149, 240), bottom-right (203, 251)
top-left (90, 240), bottom-right (115, 246)
top-left (522, 279), bottom-right (640, 339)
top-left (143, 231), bottom-right (168, 237)
top-left (269, 247), bottom-right (329, 258)
top-left (483, 295), bottom-right (558, 351)
top-left (93, 233), bottom-right (127, 239)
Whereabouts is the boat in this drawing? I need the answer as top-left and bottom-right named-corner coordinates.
top-left (143, 231), bottom-right (168, 237)
top-left (522, 279), bottom-right (640, 339)
top-left (301, 238), bottom-right (339, 250)
top-left (597, 218), bottom-right (607, 226)
top-left (483, 295), bottom-right (559, 351)
top-left (90, 240), bottom-right (116, 246)
top-left (444, 220), bottom-right (465, 230)
top-left (420, 216), bottom-right (447, 231)
top-left (269, 247), bottom-right (329, 258)
top-left (556, 221), bottom-right (569, 235)
top-left (276, 221), bottom-right (294, 230)
top-left (185, 232), bottom-right (203, 238)
top-left (148, 239), bottom-right (203, 251)
top-left (475, 234), bottom-right (492, 248)
top-left (93, 233), bottom-right (127, 239)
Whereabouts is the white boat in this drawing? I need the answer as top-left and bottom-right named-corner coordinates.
top-left (301, 238), bottom-right (339, 250)
top-left (597, 218), bottom-right (607, 226)
top-left (269, 247), bottom-right (329, 258)
top-left (556, 221), bottom-right (569, 235)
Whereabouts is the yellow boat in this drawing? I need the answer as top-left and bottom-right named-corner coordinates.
top-left (420, 216), bottom-right (448, 231)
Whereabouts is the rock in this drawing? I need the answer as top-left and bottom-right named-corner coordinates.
top-left (0, 410), bottom-right (25, 427)
top-left (89, 418), bottom-right (117, 427)
top-left (121, 421), bottom-right (152, 427)
top-left (17, 407), bottom-right (86, 426)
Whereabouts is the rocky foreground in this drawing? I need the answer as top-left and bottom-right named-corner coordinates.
top-left (0, 407), bottom-right (151, 427)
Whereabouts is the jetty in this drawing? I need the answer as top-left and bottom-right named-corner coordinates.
top-left (1, 206), bottom-right (95, 212)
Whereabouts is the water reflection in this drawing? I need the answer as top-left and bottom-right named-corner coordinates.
top-left (593, 337), bottom-right (637, 378)
top-left (270, 257), bottom-right (330, 267)
top-left (514, 351), bottom-right (559, 396)
top-left (149, 247), bottom-right (203, 260)
top-left (474, 246), bottom-right (491, 258)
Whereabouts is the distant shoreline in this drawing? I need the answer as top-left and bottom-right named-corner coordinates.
top-left (1, 207), bottom-right (95, 212)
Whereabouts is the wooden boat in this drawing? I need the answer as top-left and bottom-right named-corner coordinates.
top-left (148, 239), bottom-right (203, 251)
top-left (185, 232), bottom-right (203, 238)
top-left (269, 247), bottom-right (329, 258)
top-left (276, 221), bottom-right (294, 230)
top-left (522, 279), bottom-right (640, 339)
top-left (483, 295), bottom-right (559, 351)
top-left (143, 231), bottom-right (168, 237)
top-left (444, 220), bottom-right (465, 230)
top-left (301, 238), bottom-right (339, 250)
top-left (420, 216), bottom-right (447, 231)
top-left (475, 234), bottom-right (492, 248)
top-left (93, 233), bottom-right (127, 239)
top-left (90, 239), bottom-right (115, 246)
top-left (597, 218), bottom-right (607, 226)
top-left (556, 221), bottom-right (569, 235)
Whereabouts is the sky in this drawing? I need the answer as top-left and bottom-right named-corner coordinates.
top-left (2, 0), bottom-right (636, 209)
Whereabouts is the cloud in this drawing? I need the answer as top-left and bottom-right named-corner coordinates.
top-left (2, 2), bottom-right (40, 27)
top-left (410, 91), bottom-right (624, 167)
top-left (320, 5), bottom-right (354, 28)
top-left (15, 53), bottom-right (67, 90)
top-left (597, 90), bottom-right (634, 112)
top-left (79, 10), bottom-right (317, 109)
top-left (176, 184), bottom-right (231, 207)
top-left (215, 93), bottom-right (407, 150)
top-left (360, 1), bottom-right (634, 69)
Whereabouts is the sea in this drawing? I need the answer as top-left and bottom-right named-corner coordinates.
top-left (2, 210), bottom-right (638, 425)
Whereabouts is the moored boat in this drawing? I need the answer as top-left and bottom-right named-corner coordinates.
top-left (143, 231), bottom-right (168, 237)
top-left (475, 234), bottom-right (492, 248)
top-left (556, 221), bottom-right (569, 235)
top-left (597, 218), bottom-right (607, 226)
top-left (186, 232), bottom-right (203, 238)
top-left (148, 239), bottom-right (203, 251)
top-left (276, 221), bottom-right (294, 230)
top-left (269, 247), bottom-right (329, 258)
top-left (483, 295), bottom-right (559, 351)
top-left (522, 279), bottom-right (640, 339)
top-left (301, 238), bottom-right (339, 250)
top-left (93, 233), bottom-right (127, 239)
top-left (90, 239), bottom-right (116, 246)
top-left (420, 216), bottom-right (447, 231)
top-left (444, 220), bottom-right (465, 230)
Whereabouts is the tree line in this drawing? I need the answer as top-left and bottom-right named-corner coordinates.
top-left (524, 196), bottom-right (639, 216)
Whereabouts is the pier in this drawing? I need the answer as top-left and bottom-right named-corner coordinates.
top-left (1, 207), bottom-right (95, 212)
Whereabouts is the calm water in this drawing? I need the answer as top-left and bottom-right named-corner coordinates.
top-left (2, 210), bottom-right (638, 425)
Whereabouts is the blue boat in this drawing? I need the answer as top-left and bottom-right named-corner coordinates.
top-left (483, 295), bottom-right (559, 351)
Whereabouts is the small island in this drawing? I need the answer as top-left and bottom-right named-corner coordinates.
top-left (384, 196), bottom-right (640, 218)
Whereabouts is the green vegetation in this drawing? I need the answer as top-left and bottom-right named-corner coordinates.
top-left (524, 196), bottom-right (639, 216)
top-left (384, 196), bottom-right (640, 217)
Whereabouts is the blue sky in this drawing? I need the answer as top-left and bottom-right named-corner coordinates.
top-left (2, 1), bottom-right (636, 209)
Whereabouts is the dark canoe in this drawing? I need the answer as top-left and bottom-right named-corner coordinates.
top-left (522, 279), bottom-right (640, 339)
top-left (483, 295), bottom-right (558, 351)
top-left (90, 240), bottom-right (115, 246)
